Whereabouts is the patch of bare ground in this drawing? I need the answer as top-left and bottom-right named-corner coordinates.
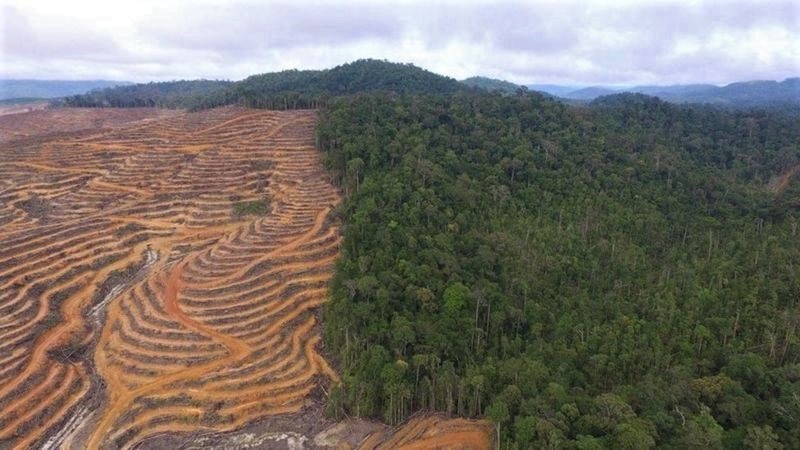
top-left (0, 107), bottom-right (178, 144)
top-left (769, 164), bottom-right (800, 194)
top-left (356, 414), bottom-right (492, 450)
top-left (0, 100), bottom-right (49, 117)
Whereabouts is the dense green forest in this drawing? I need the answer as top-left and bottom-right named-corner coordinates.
top-left (218, 59), bottom-right (464, 109)
top-left (317, 91), bottom-right (800, 448)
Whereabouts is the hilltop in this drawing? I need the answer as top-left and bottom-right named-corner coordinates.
top-left (62, 79), bottom-right (232, 108)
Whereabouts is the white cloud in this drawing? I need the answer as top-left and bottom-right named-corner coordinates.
top-left (0, 0), bottom-right (797, 84)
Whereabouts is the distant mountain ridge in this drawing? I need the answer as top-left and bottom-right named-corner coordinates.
top-left (223, 59), bottom-right (464, 108)
top-left (533, 78), bottom-right (799, 107)
top-left (560, 86), bottom-right (617, 100)
top-left (0, 79), bottom-right (131, 100)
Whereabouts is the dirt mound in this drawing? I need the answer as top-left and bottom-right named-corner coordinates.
top-left (357, 414), bottom-right (492, 450)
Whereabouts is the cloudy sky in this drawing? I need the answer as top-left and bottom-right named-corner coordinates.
top-left (1, 0), bottom-right (798, 86)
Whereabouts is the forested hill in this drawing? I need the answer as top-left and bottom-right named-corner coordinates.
top-left (318, 91), bottom-right (800, 448)
top-left (221, 59), bottom-right (464, 108)
top-left (62, 60), bottom-right (465, 109)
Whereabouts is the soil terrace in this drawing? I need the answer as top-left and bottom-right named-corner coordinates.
top-left (0, 106), bottom-right (341, 449)
top-left (0, 106), bottom-right (490, 450)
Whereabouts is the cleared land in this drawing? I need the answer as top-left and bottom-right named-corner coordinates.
top-left (0, 107), bottom-right (177, 144)
top-left (0, 101), bottom-right (49, 118)
top-left (0, 106), bottom-right (341, 449)
top-left (0, 106), bottom-right (489, 449)
top-left (358, 415), bottom-right (492, 450)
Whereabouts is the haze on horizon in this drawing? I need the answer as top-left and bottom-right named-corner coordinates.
top-left (1, 0), bottom-right (798, 87)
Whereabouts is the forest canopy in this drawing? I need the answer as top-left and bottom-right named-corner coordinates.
top-left (317, 91), bottom-right (800, 448)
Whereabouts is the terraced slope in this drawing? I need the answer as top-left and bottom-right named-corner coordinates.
top-left (0, 107), bottom-right (176, 144)
top-left (0, 107), bottom-right (341, 449)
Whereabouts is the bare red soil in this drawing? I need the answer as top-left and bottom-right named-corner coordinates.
top-left (0, 106), bottom-right (340, 448)
top-left (0, 107), bottom-right (177, 144)
top-left (0, 106), bottom-right (490, 449)
top-left (358, 415), bottom-right (492, 450)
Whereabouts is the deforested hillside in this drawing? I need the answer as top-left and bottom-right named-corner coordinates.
top-left (0, 106), bottom-right (343, 448)
top-left (318, 91), bottom-right (800, 448)
top-left (0, 107), bottom-right (177, 143)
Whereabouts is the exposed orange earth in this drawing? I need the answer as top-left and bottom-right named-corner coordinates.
top-left (0, 107), bottom-right (176, 144)
top-left (0, 106), bottom-right (490, 449)
top-left (359, 415), bottom-right (492, 450)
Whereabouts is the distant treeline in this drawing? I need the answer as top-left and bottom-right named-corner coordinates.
top-left (61, 60), bottom-right (466, 110)
top-left (61, 79), bottom-right (232, 108)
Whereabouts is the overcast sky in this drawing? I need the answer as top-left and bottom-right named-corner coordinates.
top-left (1, 0), bottom-right (798, 86)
